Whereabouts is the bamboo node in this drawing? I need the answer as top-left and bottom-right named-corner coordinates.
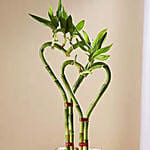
top-left (65, 102), bottom-right (73, 107)
top-left (80, 118), bottom-right (89, 122)
top-left (65, 142), bottom-right (74, 147)
top-left (79, 142), bottom-right (88, 147)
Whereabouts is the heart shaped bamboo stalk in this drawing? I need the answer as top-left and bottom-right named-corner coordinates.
top-left (61, 60), bottom-right (111, 150)
top-left (30, 0), bottom-right (112, 150)
top-left (39, 42), bottom-right (86, 150)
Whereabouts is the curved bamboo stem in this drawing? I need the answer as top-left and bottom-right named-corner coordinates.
top-left (40, 43), bottom-right (86, 150)
top-left (84, 62), bottom-right (111, 150)
top-left (39, 42), bottom-right (70, 150)
top-left (61, 60), bottom-right (84, 117)
top-left (61, 60), bottom-right (85, 150)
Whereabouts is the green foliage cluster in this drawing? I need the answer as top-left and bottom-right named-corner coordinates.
top-left (29, 0), bottom-right (112, 150)
top-left (29, 0), bottom-right (112, 64)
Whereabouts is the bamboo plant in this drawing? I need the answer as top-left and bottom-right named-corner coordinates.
top-left (29, 0), bottom-right (112, 150)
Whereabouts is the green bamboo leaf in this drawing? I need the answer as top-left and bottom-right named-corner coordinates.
top-left (76, 20), bottom-right (85, 31)
top-left (76, 39), bottom-right (88, 52)
top-left (60, 17), bottom-right (66, 31)
top-left (58, 0), bottom-right (62, 10)
top-left (95, 55), bottom-right (110, 61)
top-left (62, 7), bottom-right (68, 19)
top-left (56, 10), bottom-right (61, 20)
top-left (92, 44), bottom-right (113, 58)
top-left (29, 14), bottom-right (56, 30)
top-left (83, 30), bottom-right (91, 45)
top-left (53, 16), bottom-right (59, 28)
top-left (49, 15), bottom-right (59, 28)
top-left (48, 6), bottom-right (53, 17)
top-left (92, 28), bottom-right (107, 50)
top-left (48, 7), bottom-right (59, 28)
top-left (99, 32), bottom-right (107, 48)
top-left (56, 0), bottom-right (62, 19)
top-left (66, 15), bottom-right (74, 33)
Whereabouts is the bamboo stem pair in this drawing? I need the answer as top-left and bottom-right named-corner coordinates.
top-left (39, 42), bottom-right (111, 150)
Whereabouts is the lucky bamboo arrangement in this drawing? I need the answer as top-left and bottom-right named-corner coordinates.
top-left (29, 0), bottom-right (112, 150)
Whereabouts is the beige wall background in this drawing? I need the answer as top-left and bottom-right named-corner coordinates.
top-left (0, 0), bottom-right (143, 150)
